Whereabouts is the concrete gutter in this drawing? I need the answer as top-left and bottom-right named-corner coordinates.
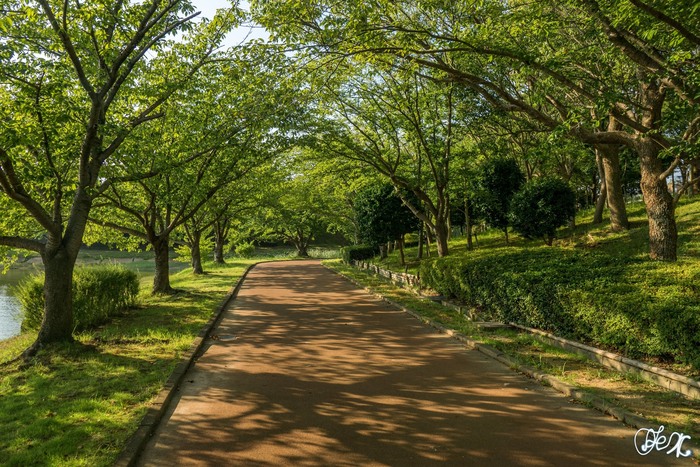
top-left (113, 263), bottom-right (257, 467)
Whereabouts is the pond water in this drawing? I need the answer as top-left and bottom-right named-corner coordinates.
top-left (0, 285), bottom-right (21, 340)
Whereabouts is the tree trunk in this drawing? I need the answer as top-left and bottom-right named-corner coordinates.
top-left (504, 228), bottom-right (509, 244)
top-left (465, 197), bottom-right (473, 251)
top-left (417, 222), bottom-right (424, 259)
top-left (379, 244), bottom-right (388, 259)
top-left (32, 246), bottom-right (77, 350)
top-left (599, 144), bottom-right (630, 231)
top-left (638, 141), bottom-right (677, 261)
top-left (153, 235), bottom-right (174, 294)
top-left (398, 236), bottom-right (406, 266)
top-left (434, 222), bottom-right (449, 257)
top-left (593, 150), bottom-right (607, 224)
top-left (214, 228), bottom-right (226, 264)
top-left (191, 231), bottom-right (204, 275)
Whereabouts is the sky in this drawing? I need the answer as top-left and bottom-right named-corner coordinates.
top-left (190, 0), bottom-right (269, 48)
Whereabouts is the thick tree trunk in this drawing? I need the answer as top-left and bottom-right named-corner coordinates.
top-left (638, 141), bottom-right (677, 261)
top-left (190, 231), bottom-right (203, 275)
top-left (593, 150), bottom-right (608, 224)
top-left (31, 246), bottom-right (78, 351)
top-left (434, 222), bottom-right (449, 257)
top-left (153, 235), bottom-right (174, 294)
top-left (398, 236), bottom-right (406, 266)
top-left (598, 143), bottom-right (629, 231)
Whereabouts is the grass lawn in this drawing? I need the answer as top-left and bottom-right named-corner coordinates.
top-left (0, 258), bottom-right (262, 466)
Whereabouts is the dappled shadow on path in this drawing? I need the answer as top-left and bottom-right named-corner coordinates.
top-left (140, 261), bottom-right (686, 467)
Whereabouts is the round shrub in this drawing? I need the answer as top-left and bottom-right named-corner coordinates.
top-left (234, 241), bottom-right (255, 258)
top-left (509, 177), bottom-right (576, 245)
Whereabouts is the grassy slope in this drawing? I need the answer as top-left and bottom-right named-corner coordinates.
top-left (0, 259), bottom-right (259, 466)
top-left (369, 198), bottom-right (700, 371)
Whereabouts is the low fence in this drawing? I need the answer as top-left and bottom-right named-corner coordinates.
top-left (351, 260), bottom-right (420, 288)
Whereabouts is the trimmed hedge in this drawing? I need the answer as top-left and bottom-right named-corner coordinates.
top-left (419, 248), bottom-right (700, 369)
top-left (16, 265), bottom-right (139, 332)
top-left (341, 244), bottom-right (378, 264)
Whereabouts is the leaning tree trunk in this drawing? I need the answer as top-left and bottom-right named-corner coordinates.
top-left (152, 235), bottom-right (174, 294)
top-left (190, 230), bottom-right (204, 275)
top-left (638, 140), bottom-right (678, 261)
top-left (598, 143), bottom-right (629, 231)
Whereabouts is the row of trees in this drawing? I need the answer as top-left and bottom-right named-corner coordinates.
top-left (2, 1), bottom-right (698, 357)
top-left (0, 1), bottom-right (313, 356)
top-left (251, 0), bottom-right (700, 261)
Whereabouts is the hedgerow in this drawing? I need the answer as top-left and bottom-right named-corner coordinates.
top-left (341, 244), bottom-right (378, 263)
top-left (419, 247), bottom-right (700, 369)
top-left (16, 265), bottom-right (139, 332)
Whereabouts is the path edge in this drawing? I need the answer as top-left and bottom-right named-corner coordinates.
top-left (322, 263), bottom-right (655, 432)
top-left (113, 262), bottom-right (259, 467)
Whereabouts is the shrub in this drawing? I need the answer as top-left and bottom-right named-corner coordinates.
top-left (16, 265), bottom-right (139, 332)
top-left (419, 249), bottom-right (700, 369)
top-left (473, 158), bottom-right (525, 239)
top-left (234, 241), bottom-right (255, 258)
top-left (509, 177), bottom-right (576, 245)
top-left (341, 245), bottom-right (378, 264)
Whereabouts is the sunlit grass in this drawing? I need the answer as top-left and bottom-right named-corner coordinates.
top-left (0, 257), bottom-right (263, 466)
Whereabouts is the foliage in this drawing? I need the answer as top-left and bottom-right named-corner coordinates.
top-left (340, 244), bottom-right (379, 263)
top-left (509, 178), bottom-right (577, 245)
top-left (473, 158), bottom-right (525, 237)
top-left (419, 247), bottom-right (700, 369)
top-left (234, 242), bottom-right (256, 258)
top-left (17, 266), bottom-right (139, 332)
top-left (354, 184), bottom-right (419, 247)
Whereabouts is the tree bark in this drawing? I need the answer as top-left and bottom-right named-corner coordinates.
top-left (398, 236), bottom-right (406, 266)
top-left (465, 197), bottom-right (473, 251)
top-left (213, 220), bottom-right (228, 264)
top-left (638, 140), bottom-right (677, 260)
top-left (434, 222), bottom-right (449, 257)
top-left (190, 230), bottom-right (203, 275)
top-left (593, 150), bottom-right (608, 224)
top-left (597, 143), bottom-right (630, 231)
top-left (31, 245), bottom-right (77, 350)
top-left (152, 235), bottom-right (174, 294)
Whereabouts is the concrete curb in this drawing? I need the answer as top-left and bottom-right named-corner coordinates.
top-left (113, 263), bottom-right (258, 467)
top-left (324, 263), bottom-right (657, 433)
top-left (510, 323), bottom-right (700, 401)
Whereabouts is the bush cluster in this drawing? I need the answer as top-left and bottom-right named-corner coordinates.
top-left (340, 245), bottom-right (378, 263)
top-left (234, 242), bottom-right (255, 258)
top-left (17, 265), bottom-right (139, 332)
top-left (420, 248), bottom-right (700, 369)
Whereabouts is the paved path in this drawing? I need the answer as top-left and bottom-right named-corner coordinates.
top-left (138, 260), bottom-right (689, 466)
